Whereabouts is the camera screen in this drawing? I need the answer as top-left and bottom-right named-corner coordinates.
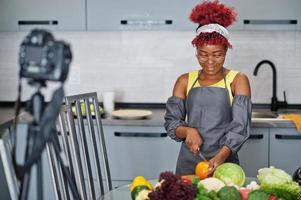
top-left (25, 46), bottom-right (43, 63)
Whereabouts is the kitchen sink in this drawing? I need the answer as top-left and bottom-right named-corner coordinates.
top-left (251, 111), bottom-right (279, 118)
top-left (251, 109), bottom-right (301, 121)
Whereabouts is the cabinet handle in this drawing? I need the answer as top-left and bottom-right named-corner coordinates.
top-left (120, 20), bottom-right (172, 25)
top-left (18, 20), bottom-right (58, 25)
top-left (249, 134), bottom-right (264, 139)
top-left (244, 19), bottom-right (297, 25)
top-left (275, 134), bottom-right (301, 140)
top-left (114, 132), bottom-right (167, 138)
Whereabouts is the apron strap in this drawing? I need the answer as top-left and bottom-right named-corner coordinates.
top-left (189, 68), bottom-right (230, 104)
top-left (189, 70), bottom-right (200, 91)
top-left (222, 68), bottom-right (233, 106)
top-left (223, 68), bottom-right (228, 90)
top-left (192, 68), bottom-right (228, 89)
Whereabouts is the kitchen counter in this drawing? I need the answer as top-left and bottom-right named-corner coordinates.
top-left (102, 109), bottom-right (296, 128)
top-left (0, 107), bottom-right (20, 133)
top-left (0, 107), bottom-right (297, 128)
top-left (0, 107), bottom-right (30, 130)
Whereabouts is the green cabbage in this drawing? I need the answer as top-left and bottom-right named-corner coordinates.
top-left (257, 166), bottom-right (292, 185)
top-left (257, 166), bottom-right (301, 200)
top-left (213, 163), bottom-right (245, 187)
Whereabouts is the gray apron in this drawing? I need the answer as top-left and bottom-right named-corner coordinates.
top-left (176, 71), bottom-right (239, 175)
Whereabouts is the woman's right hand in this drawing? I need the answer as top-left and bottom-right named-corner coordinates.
top-left (184, 127), bottom-right (203, 155)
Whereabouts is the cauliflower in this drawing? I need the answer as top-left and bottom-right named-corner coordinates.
top-left (246, 181), bottom-right (260, 190)
top-left (198, 177), bottom-right (225, 192)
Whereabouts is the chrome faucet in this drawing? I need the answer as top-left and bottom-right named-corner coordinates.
top-left (253, 60), bottom-right (287, 111)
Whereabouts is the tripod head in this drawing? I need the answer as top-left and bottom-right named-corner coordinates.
top-left (26, 81), bottom-right (46, 124)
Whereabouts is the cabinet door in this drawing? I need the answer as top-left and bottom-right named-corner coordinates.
top-left (227, 0), bottom-right (301, 30)
top-left (87, 0), bottom-right (199, 30)
top-left (0, 0), bottom-right (86, 31)
top-left (238, 128), bottom-right (269, 177)
top-left (270, 128), bottom-right (301, 175)
top-left (103, 125), bottom-right (181, 182)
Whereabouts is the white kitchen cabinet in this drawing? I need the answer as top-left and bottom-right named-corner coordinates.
top-left (222, 0), bottom-right (301, 30)
top-left (238, 128), bottom-right (269, 177)
top-left (0, 0), bottom-right (86, 31)
top-left (87, 0), bottom-right (301, 31)
top-left (102, 125), bottom-right (181, 188)
top-left (1, 0), bottom-right (300, 31)
top-left (269, 128), bottom-right (301, 176)
top-left (87, 0), bottom-right (199, 30)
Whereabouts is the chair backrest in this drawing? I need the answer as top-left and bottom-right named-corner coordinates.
top-left (0, 121), bottom-right (19, 200)
top-left (47, 92), bottom-right (112, 200)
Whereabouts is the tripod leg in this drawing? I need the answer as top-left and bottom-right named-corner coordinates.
top-left (19, 171), bottom-right (31, 200)
top-left (19, 125), bottom-right (36, 200)
top-left (51, 132), bottom-right (81, 200)
top-left (19, 125), bottom-right (44, 200)
top-left (37, 157), bottom-right (43, 200)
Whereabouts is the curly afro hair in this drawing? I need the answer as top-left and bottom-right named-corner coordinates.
top-left (190, 0), bottom-right (237, 48)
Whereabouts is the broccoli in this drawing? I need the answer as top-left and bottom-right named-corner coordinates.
top-left (192, 177), bottom-right (201, 185)
top-left (247, 190), bottom-right (269, 200)
top-left (217, 186), bottom-right (242, 200)
top-left (195, 195), bottom-right (212, 200)
top-left (195, 184), bottom-right (220, 200)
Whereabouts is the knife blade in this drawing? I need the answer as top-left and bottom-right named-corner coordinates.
top-left (197, 147), bottom-right (208, 162)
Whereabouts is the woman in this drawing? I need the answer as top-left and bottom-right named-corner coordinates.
top-left (164, 0), bottom-right (252, 176)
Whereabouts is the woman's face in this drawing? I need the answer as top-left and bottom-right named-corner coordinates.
top-left (196, 44), bottom-right (227, 75)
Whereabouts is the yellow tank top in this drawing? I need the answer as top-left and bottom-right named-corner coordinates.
top-left (187, 70), bottom-right (239, 105)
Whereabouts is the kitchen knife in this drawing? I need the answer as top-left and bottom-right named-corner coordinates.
top-left (197, 147), bottom-right (208, 162)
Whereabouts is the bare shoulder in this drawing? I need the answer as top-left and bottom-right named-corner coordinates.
top-left (172, 73), bottom-right (189, 99)
top-left (234, 72), bottom-right (249, 83)
top-left (233, 72), bottom-right (251, 97)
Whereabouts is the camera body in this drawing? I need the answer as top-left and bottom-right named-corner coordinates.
top-left (19, 29), bottom-right (72, 82)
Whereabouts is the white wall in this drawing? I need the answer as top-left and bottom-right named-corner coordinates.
top-left (0, 30), bottom-right (300, 103)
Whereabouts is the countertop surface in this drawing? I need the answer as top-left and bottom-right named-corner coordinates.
top-left (0, 107), bottom-right (18, 130)
top-left (0, 107), bottom-right (297, 128)
top-left (102, 108), bottom-right (296, 128)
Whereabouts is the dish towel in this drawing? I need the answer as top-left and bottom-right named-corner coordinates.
top-left (281, 114), bottom-right (301, 132)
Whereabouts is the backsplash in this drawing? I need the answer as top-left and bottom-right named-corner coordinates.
top-left (0, 30), bottom-right (300, 104)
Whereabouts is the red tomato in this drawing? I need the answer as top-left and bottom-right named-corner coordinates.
top-left (269, 194), bottom-right (277, 200)
top-left (180, 175), bottom-right (195, 184)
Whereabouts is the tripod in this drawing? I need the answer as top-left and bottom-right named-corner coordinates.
top-left (15, 81), bottom-right (80, 200)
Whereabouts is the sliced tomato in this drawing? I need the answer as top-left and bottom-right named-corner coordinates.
top-left (182, 178), bottom-right (192, 184)
top-left (239, 188), bottom-right (251, 200)
top-left (181, 175), bottom-right (197, 184)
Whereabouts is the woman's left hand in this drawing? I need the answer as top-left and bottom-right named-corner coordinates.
top-left (207, 145), bottom-right (232, 174)
top-left (208, 155), bottom-right (225, 174)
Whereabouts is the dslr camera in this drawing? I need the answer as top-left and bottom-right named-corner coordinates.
top-left (19, 29), bottom-right (72, 82)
